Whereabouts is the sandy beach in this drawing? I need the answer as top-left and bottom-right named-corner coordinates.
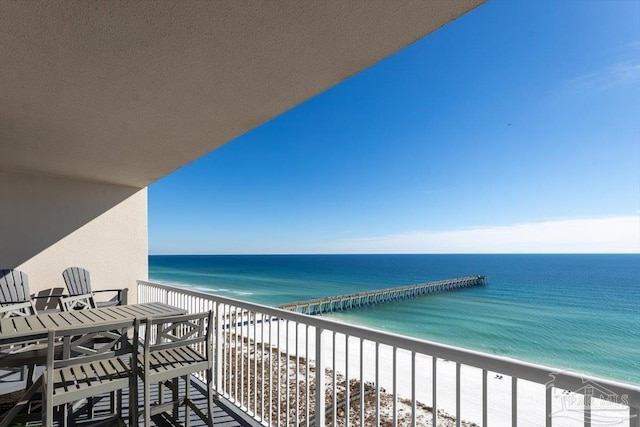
top-left (223, 318), bottom-right (631, 427)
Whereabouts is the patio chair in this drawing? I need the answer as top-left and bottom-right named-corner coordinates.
top-left (133, 311), bottom-right (214, 427)
top-left (62, 267), bottom-right (126, 309)
top-left (42, 319), bottom-right (136, 427)
top-left (0, 269), bottom-right (42, 388)
top-left (0, 269), bottom-right (36, 318)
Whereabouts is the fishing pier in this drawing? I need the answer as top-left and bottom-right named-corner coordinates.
top-left (278, 275), bottom-right (486, 315)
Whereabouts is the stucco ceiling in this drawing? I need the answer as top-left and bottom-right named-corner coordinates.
top-left (1, 1), bottom-right (484, 188)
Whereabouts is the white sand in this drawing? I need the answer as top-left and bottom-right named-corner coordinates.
top-left (231, 318), bottom-right (631, 427)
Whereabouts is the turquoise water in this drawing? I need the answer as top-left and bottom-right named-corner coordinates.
top-left (149, 254), bottom-right (640, 384)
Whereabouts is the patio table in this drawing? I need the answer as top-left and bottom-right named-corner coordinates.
top-left (0, 302), bottom-right (187, 346)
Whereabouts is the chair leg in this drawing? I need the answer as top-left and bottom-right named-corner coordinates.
top-left (43, 394), bottom-right (53, 427)
top-left (42, 404), bottom-right (49, 427)
top-left (172, 378), bottom-right (178, 420)
top-left (129, 374), bottom-right (138, 426)
top-left (117, 389), bottom-right (122, 416)
top-left (144, 376), bottom-right (151, 427)
top-left (184, 375), bottom-right (190, 427)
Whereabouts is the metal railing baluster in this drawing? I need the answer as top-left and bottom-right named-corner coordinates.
top-left (433, 356), bottom-right (437, 427)
top-left (482, 369), bottom-right (488, 427)
top-left (305, 324), bottom-right (310, 427)
top-left (277, 318), bottom-right (281, 426)
top-left (584, 393), bottom-right (591, 427)
top-left (295, 322), bottom-right (300, 427)
top-left (546, 385), bottom-right (552, 427)
top-left (286, 319), bottom-right (290, 427)
top-left (456, 361), bottom-right (461, 427)
top-left (512, 376), bottom-right (517, 427)
top-left (412, 351), bottom-right (417, 427)
top-left (241, 308), bottom-right (244, 409)
top-left (261, 312), bottom-right (266, 422)
top-left (345, 334), bottom-right (350, 427)
top-left (360, 338), bottom-right (364, 426)
top-left (332, 331), bottom-right (337, 427)
top-left (393, 346), bottom-right (397, 427)
top-left (235, 306), bottom-right (239, 404)
top-left (269, 314), bottom-right (273, 425)
top-left (375, 342), bottom-right (380, 427)
top-left (216, 302), bottom-right (222, 396)
top-left (314, 327), bottom-right (325, 427)
top-left (253, 311), bottom-right (257, 417)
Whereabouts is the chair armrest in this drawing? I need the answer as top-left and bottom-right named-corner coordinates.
top-left (31, 294), bottom-right (66, 299)
top-left (92, 288), bottom-right (128, 305)
top-left (0, 301), bottom-right (34, 316)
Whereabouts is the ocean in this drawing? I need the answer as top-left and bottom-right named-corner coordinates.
top-left (148, 254), bottom-right (640, 385)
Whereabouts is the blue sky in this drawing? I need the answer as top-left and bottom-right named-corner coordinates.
top-left (149, 0), bottom-right (640, 254)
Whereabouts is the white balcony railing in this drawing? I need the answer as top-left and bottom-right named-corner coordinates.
top-left (138, 280), bottom-right (640, 427)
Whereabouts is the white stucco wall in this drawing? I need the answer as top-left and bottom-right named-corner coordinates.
top-left (0, 170), bottom-right (147, 306)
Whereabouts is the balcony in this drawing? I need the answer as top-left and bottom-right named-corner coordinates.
top-left (137, 280), bottom-right (640, 427)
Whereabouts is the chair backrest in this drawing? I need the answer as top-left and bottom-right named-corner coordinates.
top-left (48, 319), bottom-right (135, 370)
top-left (139, 311), bottom-right (213, 358)
top-left (0, 269), bottom-right (36, 317)
top-left (0, 269), bottom-right (31, 303)
top-left (59, 293), bottom-right (97, 311)
top-left (62, 267), bottom-right (92, 296)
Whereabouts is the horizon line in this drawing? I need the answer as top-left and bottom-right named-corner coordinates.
top-left (148, 252), bottom-right (640, 256)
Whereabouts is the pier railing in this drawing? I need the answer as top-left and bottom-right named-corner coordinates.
top-left (138, 280), bottom-right (640, 427)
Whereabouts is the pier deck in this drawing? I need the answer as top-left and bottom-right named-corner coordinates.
top-left (278, 275), bottom-right (486, 315)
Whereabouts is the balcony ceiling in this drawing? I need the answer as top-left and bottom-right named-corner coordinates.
top-left (0, 1), bottom-right (483, 188)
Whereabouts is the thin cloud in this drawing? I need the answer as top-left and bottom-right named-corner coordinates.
top-left (330, 216), bottom-right (640, 254)
top-left (566, 61), bottom-right (640, 93)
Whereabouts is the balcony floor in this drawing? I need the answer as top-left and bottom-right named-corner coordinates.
top-left (0, 369), bottom-right (255, 427)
